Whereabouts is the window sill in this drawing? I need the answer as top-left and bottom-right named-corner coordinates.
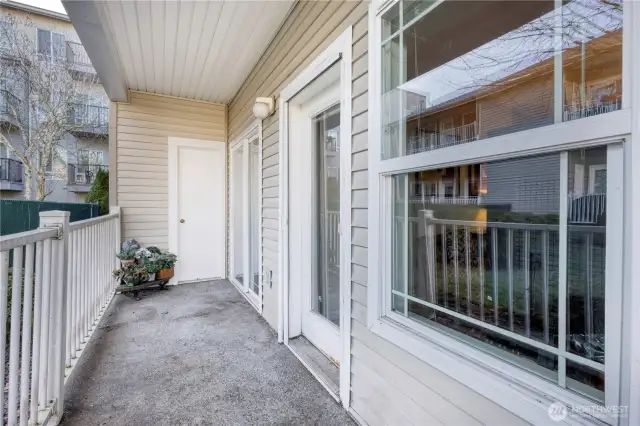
top-left (369, 313), bottom-right (610, 426)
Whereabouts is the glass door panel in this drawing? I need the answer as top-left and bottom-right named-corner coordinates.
top-left (249, 138), bottom-right (260, 296)
top-left (231, 144), bottom-right (244, 285)
top-left (313, 104), bottom-right (340, 326)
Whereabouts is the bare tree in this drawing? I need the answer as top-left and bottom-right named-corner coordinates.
top-left (0, 15), bottom-right (103, 200)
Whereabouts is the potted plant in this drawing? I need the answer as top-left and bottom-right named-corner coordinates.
top-left (116, 247), bottom-right (137, 266)
top-left (143, 256), bottom-right (163, 281)
top-left (155, 251), bottom-right (178, 280)
top-left (113, 263), bottom-right (148, 287)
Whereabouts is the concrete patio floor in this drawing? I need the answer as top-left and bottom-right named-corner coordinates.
top-left (61, 280), bottom-right (355, 426)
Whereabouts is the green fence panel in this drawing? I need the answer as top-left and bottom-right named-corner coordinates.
top-left (0, 199), bottom-right (101, 236)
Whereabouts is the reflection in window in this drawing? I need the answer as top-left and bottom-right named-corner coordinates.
top-left (391, 147), bottom-right (607, 401)
top-left (381, 0), bottom-right (623, 159)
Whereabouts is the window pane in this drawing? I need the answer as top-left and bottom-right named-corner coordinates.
top-left (393, 153), bottom-right (562, 380)
top-left (562, 0), bottom-right (622, 122)
top-left (37, 29), bottom-right (50, 56)
top-left (567, 147), bottom-right (606, 371)
top-left (391, 147), bottom-right (610, 399)
top-left (381, 2), bottom-right (400, 41)
top-left (381, 0), bottom-right (624, 159)
top-left (232, 145), bottom-right (244, 284)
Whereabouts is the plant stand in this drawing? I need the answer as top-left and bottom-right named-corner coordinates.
top-left (116, 279), bottom-right (170, 300)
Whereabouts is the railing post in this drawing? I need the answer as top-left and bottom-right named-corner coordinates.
top-left (423, 210), bottom-right (437, 308)
top-left (111, 206), bottom-right (121, 275)
top-left (38, 210), bottom-right (69, 423)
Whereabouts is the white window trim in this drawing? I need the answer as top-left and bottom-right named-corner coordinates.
top-left (229, 120), bottom-right (263, 314)
top-left (367, 1), bottom-right (632, 424)
top-left (277, 26), bottom-right (353, 409)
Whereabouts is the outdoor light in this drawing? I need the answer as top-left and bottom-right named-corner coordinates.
top-left (252, 97), bottom-right (275, 120)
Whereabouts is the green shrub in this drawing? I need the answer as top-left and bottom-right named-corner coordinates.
top-left (87, 169), bottom-right (109, 215)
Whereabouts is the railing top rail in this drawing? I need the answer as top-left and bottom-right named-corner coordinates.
top-left (0, 227), bottom-right (58, 251)
top-left (69, 212), bottom-right (119, 232)
top-left (422, 216), bottom-right (606, 233)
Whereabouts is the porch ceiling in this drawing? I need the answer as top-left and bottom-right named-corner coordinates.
top-left (62, 0), bottom-right (294, 103)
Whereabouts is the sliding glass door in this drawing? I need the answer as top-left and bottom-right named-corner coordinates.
top-left (230, 133), bottom-right (261, 306)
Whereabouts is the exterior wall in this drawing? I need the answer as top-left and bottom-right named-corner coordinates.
top-left (229, 2), bottom-right (528, 424)
top-left (228, 0), bottom-right (369, 329)
top-left (113, 91), bottom-right (226, 249)
top-left (0, 4), bottom-right (109, 203)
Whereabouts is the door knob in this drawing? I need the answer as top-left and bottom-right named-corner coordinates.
top-left (180, 219), bottom-right (185, 223)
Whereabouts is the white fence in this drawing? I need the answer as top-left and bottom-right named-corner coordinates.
top-left (0, 208), bottom-right (120, 425)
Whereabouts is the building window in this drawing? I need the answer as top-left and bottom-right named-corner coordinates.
top-left (372, 0), bottom-right (627, 420)
top-left (380, 0), bottom-right (623, 159)
top-left (37, 29), bottom-right (66, 61)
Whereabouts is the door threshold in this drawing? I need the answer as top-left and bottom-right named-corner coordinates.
top-left (287, 336), bottom-right (340, 402)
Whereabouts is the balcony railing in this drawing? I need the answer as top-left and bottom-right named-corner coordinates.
top-left (0, 88), bottom-right (21, 117)
top-left (410, 196), bottom-right (480, 205)
top-left (0, 158), bottom-right (23, 183)
top-left (68, 104), bottom-right (108, 133)
top-left (568, 193), bottom-right (606, 224)
top-left (0, 209), bottom-right (120, 424)
top-left (68, 164), bottom-right (108, 186)
top-left (393, 211), bottom-right (606, 383)
top-left (408, 122), bottom-right (478, 154)
top-left (563, 99), bottom-right (621, 122)
top-left (66, 41), bottom-right (92, 67)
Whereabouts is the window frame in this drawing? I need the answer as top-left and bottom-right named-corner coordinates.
top-left (36, 28), bottom-right (66, 61)
top-left (367, 1), bottom-right (630, 424)
top-left (229, 120), bottom-right (263, 313)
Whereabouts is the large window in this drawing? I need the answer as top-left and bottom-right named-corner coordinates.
top-left (37, 29), bottom-right (66, 61)
top-left (372, 0), bottom-right (627, 421)
top-left (381, 0), bottom-right (623, 159)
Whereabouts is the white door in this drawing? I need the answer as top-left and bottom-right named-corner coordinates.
top-left (170, 139), bottom-right (226, 283)
top-left (289, 80), bottom-right (342, 362)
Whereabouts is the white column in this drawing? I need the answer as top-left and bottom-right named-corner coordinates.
top-left (38, 210), bottom-right (70, 421)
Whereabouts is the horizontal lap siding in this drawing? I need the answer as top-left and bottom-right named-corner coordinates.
top-left (347, 12), bottom-right (530, 426)
top-left (116, 91), bottom-right (226, 249)
top-left (227, 0), bottom-right (368, 330)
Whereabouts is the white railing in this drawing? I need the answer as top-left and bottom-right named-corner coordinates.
top-left (394, 212), bottom-right (605, 366)
top-left (0, 207), bottom-right (120, 425)
top-left (408, 122), bottom-right (477, 154)
top-left (410, 196), bottom-right (480, 205)
top-left (568, 193), bottom-right (606, 224)
top-left (563, 99), bottom-right (620, 122)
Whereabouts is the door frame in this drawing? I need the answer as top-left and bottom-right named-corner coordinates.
top-left (229, 120), bottom-right (263, 313)
top-left (278, 26), bottom-right (352, 408)
top-left (168, 137), bottom-right (226, 284)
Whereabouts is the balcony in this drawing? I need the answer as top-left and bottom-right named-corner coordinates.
top-left (0, 86), bottom-right (22, 126)
top-left (67, 104), bottom-right (108, 137)
top-left (408, 122), bottom-right (478, 154)
top-left (66, 41), bottom-right (97, 79)
top-left (67, 163), bottom-right (107, 192)
top-left (0, 209), bottom-right (353, 425)
top-left (0, 157), bottom-right (24, 191)
top-left (563, 99), bottom-right (621, 122)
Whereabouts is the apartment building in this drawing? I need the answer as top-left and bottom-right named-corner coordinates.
top-left (0, 0), bottom-right (108, 202)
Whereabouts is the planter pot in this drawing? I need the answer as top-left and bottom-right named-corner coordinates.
top-left (156, 268), bottom-right (174, 280)
top-left (121, 259), bottom-right (135, 266)
top-left (147, 273), bottom-right (156, 282)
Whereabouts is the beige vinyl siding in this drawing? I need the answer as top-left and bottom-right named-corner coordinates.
top-left (227, 0), bottom-right (368, 329)
top-left (115, 91), bottom-right (226, 249)
top-left (347, 11), bottom-right (530, 426)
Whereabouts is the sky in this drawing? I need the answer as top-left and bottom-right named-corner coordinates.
top-left (13, 0), bottom-right (66, 14)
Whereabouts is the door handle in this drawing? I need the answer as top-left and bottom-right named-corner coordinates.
top-left (180, 219), bottom-right (185, 223)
